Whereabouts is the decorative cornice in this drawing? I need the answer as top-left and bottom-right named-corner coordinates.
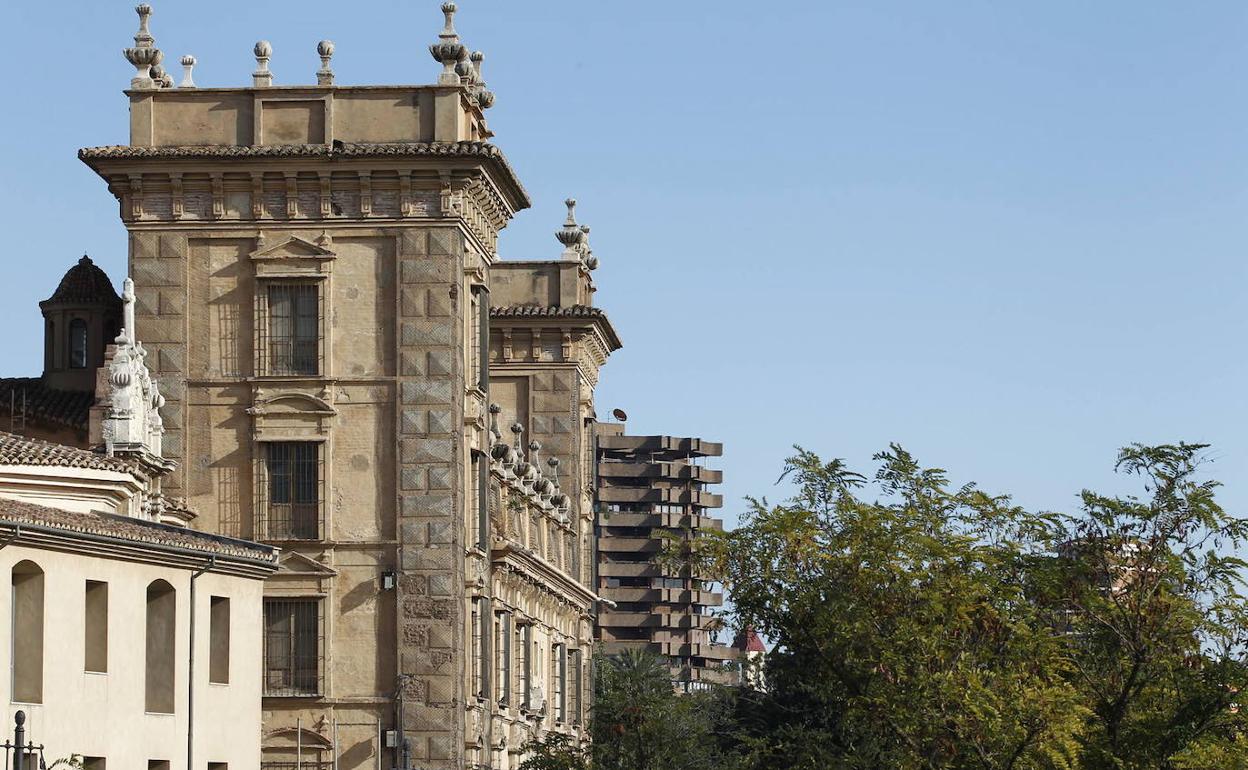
top-left (79, 141), bottom-right (531, 211)
top-left (490, 305), bottom-right (623, 356)
top-left (492, 543), bottom-right (597, 611)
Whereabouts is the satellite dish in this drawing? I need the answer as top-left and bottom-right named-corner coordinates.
top-left (612, 408), bottom-right (628, 422)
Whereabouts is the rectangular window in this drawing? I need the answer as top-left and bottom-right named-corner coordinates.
top-left (208, 764), bottom-right (228, 770)
top-left (570, 648), bottom-right (583, 725)
top-left (495, 611), bottom-right (512, 708)
top-left (209, 596), bottom-right (230, 684)
top-left (263, 599), bottom-right (320, 696)
top-left (473, 450), bottom-right (489, 551)
top-left (84, 580), bottom-right (108, 673)
top-left (517, 622), bottom-right (531, 709)
top-left (265, 442), bottom-right (320, 540)
top-left (552, 643), bottom-right (566, 723)
top-left (268, 283), bottom-right (319, 376)
top-left (471, 596), bottom-right (490, 700)
top-left (148, 762), bottom-right (170, 770)
top-left (82, 759), bottom-right (105, 770)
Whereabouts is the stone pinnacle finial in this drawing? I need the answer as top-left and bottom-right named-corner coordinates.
top-left (179, 55), bottom-right (197, 88)
top-left (470, 51), bottom-right (495, 109)
top-left (123, 4), bottom-right (160, 90)
top-left (556, 198), bottom-right (587, 260)
top-left (253, 41), bottom-right (273, 87)
top-left (317, 40), bottom-right (335, 86)
top-left (121, 277), bottom-right (136, 347)
top-left (488, 403), bottom-right (503, 442)
top-left (429, 2), bottom-right (467, 86)
top-left (581, 225), bottom-right (599, 270)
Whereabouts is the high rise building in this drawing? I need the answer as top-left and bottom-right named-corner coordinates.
top-left (593, 424), bottom-right (738, 690)
top-left (78, 4), bottom-right (614, 768)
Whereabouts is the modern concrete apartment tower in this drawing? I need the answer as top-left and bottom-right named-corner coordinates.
top-left (79, 4), bottom-right (608, 768)
top-left (594, 425), bottom-right (737, 689)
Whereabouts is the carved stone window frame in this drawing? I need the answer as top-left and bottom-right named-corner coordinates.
top-left (250, 235), bottom-right (336, 379)
top-left (249, 388), bottom-right (337, 543)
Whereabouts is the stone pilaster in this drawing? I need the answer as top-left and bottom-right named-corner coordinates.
top-left (396, 226), bottom-right (466, 767)
top-left (129, 231), bottom-right (188, 492)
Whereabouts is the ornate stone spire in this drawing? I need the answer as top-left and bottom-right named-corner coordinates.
top-left (556, 198), bottom-right (587, 260)
top-left (95, 277), bottom-right (167, 471)
top-left (123, 4), bottom-right (161, 90)
top-left (253, 40), bottom-right (273, 87)
top-left (429, 3), bottom-right (467, 86)
top-left (179, 55), bottom-right (196, 88)
top-left (317, 40), bottom-right (335, 86)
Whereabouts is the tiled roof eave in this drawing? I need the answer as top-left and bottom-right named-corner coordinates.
top-left (0, 499), bottom-right (277, 576)
top-left (78, 141), bottom-right (531, 210)
top-left (491, 305), bottom-right (622, 351)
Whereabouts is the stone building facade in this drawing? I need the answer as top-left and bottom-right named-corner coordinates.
top-left (0, 279), bottom-right (277, 768)
top-left (78, 4), bottom-right (614, 768)
top-left (593, 425), bottom-right (738, 690)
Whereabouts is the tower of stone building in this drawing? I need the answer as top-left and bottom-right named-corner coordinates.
top-left (75, 3), bottom-right (619, 768)
top-left (38, 255), bottom-right (122, 392)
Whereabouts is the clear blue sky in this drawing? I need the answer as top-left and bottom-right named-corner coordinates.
top-left (2, 1), bottom-right (1246, 526)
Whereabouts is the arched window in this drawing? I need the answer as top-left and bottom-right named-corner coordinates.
top-left (145, 580), bottom-right (176, 714)
top-left (68, 319), bottom-right (88, 369)
top-left (11, 561), bottom-right (44, 704)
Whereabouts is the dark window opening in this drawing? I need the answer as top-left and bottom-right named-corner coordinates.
top-left (69, 319), bottom-right (88, 369)
top-left (268, 284), bottom-right (318, 376)
top-left (266, 442), bottom-right (319, 539)
top-left (263, 598), bottom-right (320, 696)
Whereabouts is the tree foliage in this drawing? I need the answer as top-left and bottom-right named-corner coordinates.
top-left (698, 443), bottom-right (1248, 769)
top-left (530, 442), bottom-right (1248, 769)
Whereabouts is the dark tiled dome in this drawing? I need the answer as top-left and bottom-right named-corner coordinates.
top-left (41, 255), bottom-right (121, 306)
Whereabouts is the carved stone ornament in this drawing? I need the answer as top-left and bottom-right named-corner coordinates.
top-left (99, 278), bottom-right (166, 462)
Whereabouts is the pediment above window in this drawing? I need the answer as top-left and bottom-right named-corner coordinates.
top-left (249, 386), bottom-right (335, 440)
top-left (250, 233), bottom-right (336, 278)
top-left (275, 551), bottom-right (338, 577)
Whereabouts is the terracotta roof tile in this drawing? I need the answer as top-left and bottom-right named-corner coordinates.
top-left (41, 255), bottom-right (121, 306)
top-left (0, 378), bottom-right (93, 434)
top-left (0, 431), bottom-right (131, 474)
top-left (490, 305), bottom-right (606, 318)
top-left (0, 496), bottom-right (276, 563)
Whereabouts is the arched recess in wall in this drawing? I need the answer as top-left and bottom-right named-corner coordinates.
top-left (261, 726), bottom-right (334, 767)
top-left (11, 560), bottom-right (44, 704)
top-left (145, 579), bottom-right (176, 714)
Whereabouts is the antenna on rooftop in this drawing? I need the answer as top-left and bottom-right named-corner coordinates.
top-left (611, 408), bottom-right (627, 423)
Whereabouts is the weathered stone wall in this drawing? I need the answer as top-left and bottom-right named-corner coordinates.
top-left (396, 226), bottom-right (468, 766)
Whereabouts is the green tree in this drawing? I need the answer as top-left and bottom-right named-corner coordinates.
top-left (694, 445), bottom-right (1086, 770)
top-left (1053, 443), bottom-right (1248, 768)
top-left (518, 733), bottom-right (590, 770)
top-left (590, 648), bottom-right (740, 770)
